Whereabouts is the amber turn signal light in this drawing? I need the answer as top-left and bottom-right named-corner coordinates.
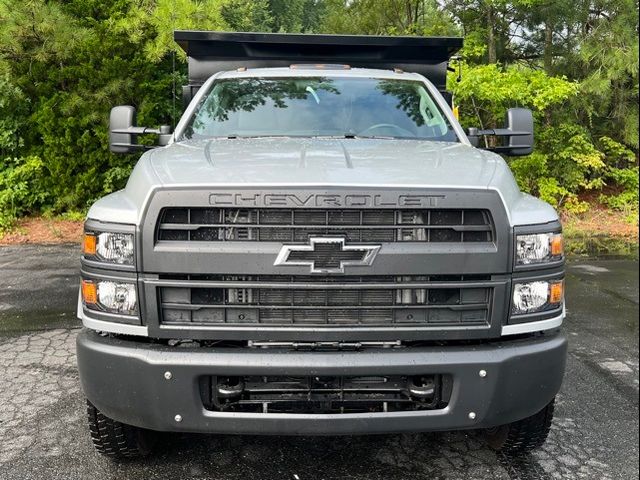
top-left (81, 280), bottom-right (98, 305)
top-left (550, 234), bottom-right (563, 257)
top-left (549, 281), bottom-right (564, 304)
top-left (83, 233), bottom-right (97, 256)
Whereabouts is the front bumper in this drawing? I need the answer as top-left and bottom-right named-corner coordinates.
top-left (77, 329), bottom-right (567, 435)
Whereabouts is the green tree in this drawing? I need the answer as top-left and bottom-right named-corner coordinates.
top-left (220, 0), bottom-right (273, 32)
top-left (110, 0), bottom-right (227, 61)
top-left (0, 75), bottom-right (28, 157)
top-left (0, 0), bottom-right (176, 211)
top-left (576, 0), bottom-right (639, 149)
top-left (322, 0), bottom-right (459, 36)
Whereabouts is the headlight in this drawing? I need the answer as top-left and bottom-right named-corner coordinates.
top-left (83, 231), bottom-right (134, 265)
top-left (82, 279), bottom-right (137, 315)
top-left (515, 233), bottom-right (563, 265)
top-left (512, 280), bottom-right (564, 315)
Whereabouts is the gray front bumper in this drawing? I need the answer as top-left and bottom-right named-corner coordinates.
top-left (76, 330), bottom-right (566, 435)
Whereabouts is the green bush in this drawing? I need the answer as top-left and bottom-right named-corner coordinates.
top-left (509, 129), bottom-right (637, 213)
top-left (449, 64), bottom-right (638, 214)
top-left (600, 166), bottom-right (639, 220)
top-left (0, 75), bottom-right (28, 156)
top-left (0, 156), bottom-right (49, 231)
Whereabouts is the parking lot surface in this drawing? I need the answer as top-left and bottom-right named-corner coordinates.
top-left (0, 244), bottom-right (638, 479)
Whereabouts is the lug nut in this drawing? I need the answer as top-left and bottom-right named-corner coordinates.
top-left (479, 370), bottom-right (487, 378)
top-left (174, 414), bottom-right (182, 423)
top-left (468, 412), bottom-right (477, 420)
top-left (164, 371), bottom-right (172, 380)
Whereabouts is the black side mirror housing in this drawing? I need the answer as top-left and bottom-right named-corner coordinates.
top-left (109, 105), bottom-right (172, 154)
top-left (467, 107), bottom-right (534, 156)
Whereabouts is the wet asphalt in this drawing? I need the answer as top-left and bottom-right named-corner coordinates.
top-left (0, 244), bottom-right (638, 480)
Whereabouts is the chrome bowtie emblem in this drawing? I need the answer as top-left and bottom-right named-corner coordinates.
top-left (274, 237), bottom-right (381, 274)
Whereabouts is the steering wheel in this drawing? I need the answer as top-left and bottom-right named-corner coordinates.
top-left (357, 123), bottom-right (415, 137)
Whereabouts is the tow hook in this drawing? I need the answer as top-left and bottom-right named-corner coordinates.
top-left (408, 376), bottom-right (436, 399)
top-left (216, 377), bottom-right (245, 398)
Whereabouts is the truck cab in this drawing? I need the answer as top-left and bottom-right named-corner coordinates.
top-left (76, 32), bottom-right (566, 458)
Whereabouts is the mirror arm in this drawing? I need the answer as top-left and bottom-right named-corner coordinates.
top-left (109, 142), bottom-right (156, 151)
top-left (468, 108), bottom-right (533, 157)
top-left (482, 146), bottom-right (525, 152)
top-left (110, 106), bottom-right (173, 154)
top-left (111, 126), bottom-right (170, 135)
top-left (110, 124), bottom-right (172, 152)
top-left (469, 128), bottom-right (531, 137)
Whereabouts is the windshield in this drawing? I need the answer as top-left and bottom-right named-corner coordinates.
top-left (182, 76), bottom-right (458, 142)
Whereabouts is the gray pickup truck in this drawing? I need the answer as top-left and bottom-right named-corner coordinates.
top-left (76, 32), bottom-right (566, 458)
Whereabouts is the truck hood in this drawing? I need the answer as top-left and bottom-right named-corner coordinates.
top-left (88, 137), bottom-right (559, 227)
top-left (147, 137), bottom-right (499, 189)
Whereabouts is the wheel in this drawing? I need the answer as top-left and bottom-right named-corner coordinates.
top-left (485, 398), bottom-right (555, 455)
top-left (86, 400), bottom-right (156, 458)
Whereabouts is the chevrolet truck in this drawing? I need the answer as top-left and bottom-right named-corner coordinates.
top-left (76, 31), bottom-right (567, 458)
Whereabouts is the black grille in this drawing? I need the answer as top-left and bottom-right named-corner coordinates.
top-left (156, 208), bottom-right (494, 243)
top-left (201, 374), bottom-right (449, 414)
top-left (159, 275), bottom-right (493, 327)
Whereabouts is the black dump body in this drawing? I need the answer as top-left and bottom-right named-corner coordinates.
top-left (174, 30), bottom-right (462, 105)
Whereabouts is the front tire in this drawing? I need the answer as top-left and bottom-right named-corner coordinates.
top-left (485, 398), bottom-right (555, 454)
top-left (86, 400), bottom-right (156, 458)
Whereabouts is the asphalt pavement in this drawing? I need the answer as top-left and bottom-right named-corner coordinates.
top-left (0, 244), bottom-right (638, 480)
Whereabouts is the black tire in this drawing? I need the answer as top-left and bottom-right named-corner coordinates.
top-left (485, 398), bottom-right (555, 455)
top-left (86, 400), bottom-right (156, 458)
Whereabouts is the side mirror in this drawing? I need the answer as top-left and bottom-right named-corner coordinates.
top-left (109, 106), bottom-right (138, 153)
top-left (504, 108), bottom-right (533, 156)
top-left (467, 108), bottom-right (534, 156)
top-left (109, 105), bottom-right (172, 154)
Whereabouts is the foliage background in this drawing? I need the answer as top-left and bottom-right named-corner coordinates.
top-left (0, 0), bottom-right (638, 230)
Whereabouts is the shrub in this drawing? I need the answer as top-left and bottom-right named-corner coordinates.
top-left (0, 156), bottom-right (49, 231)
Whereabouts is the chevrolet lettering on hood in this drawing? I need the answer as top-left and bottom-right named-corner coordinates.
top-left (209, 192), bottom-right (445, 208)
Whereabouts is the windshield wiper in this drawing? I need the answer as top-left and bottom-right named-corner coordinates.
top-left (224, 134), bottom-right (264, 139)
top-left (351, 135), bottom-right (397, 140)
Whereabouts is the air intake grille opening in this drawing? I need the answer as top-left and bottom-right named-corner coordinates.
top-left (200, 374), bottom-right (451, 414)
top-left (156, 208), bottom-right (494, 243)
top-left (159, 275), bottom-right (493, 327)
